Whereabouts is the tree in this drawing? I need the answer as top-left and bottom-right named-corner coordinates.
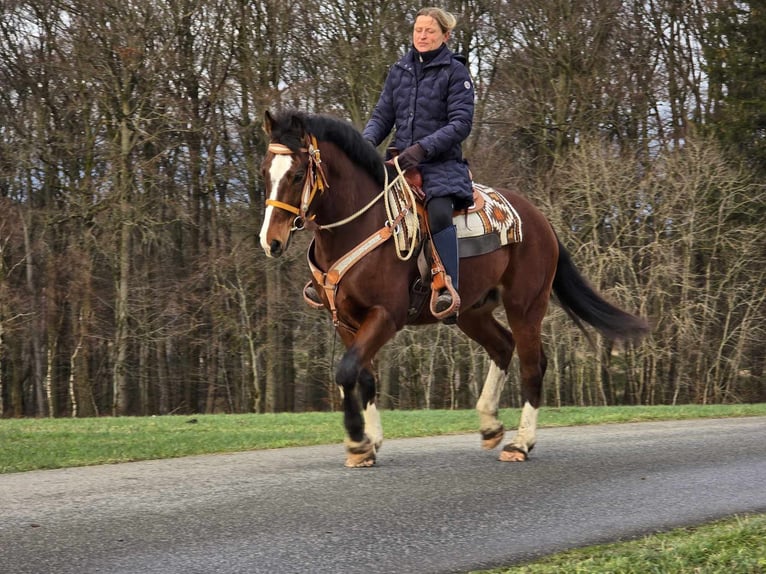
top-left (703, 1), bottom-right (766, 174)
top-left (0, 0), bottom-right (763, 417)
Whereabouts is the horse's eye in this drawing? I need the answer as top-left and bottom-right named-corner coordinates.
top-left (292, 171), bottom-right (305, 184)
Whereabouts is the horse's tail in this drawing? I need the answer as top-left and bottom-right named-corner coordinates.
top-left (552, 240), bottom-right (649, 341)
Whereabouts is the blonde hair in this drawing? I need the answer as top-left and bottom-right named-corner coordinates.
top-left (416, 7), bottom-right (458, 33)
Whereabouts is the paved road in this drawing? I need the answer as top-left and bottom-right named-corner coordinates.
top-left (2, 417), bottom-right (765, 574)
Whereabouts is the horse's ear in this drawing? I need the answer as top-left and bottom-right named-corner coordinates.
top-left (263, 110), bottom-right (275, 135)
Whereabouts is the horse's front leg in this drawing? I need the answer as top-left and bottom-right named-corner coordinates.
top-left (359, 367), bottom-right (383, 451)
top-left (336, 305), bottom-right (397, 468)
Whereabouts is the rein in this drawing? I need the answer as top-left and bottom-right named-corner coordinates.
top-left (265, 133), bottom-right (418, 327)
top-left (385, 157), bottom-right (419, 261)
top-left (265, 135), bottom-right (416, 242)
top-left (316, 190), bottom-right (385, 230)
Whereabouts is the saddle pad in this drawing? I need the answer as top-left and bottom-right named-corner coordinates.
top-left (455, 183), bottom-right (523, 258)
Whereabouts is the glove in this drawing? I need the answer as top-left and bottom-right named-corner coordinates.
top-left (396, 143), bottom-right (426, 171)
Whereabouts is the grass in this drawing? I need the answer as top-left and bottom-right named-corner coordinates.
top-left (476, 513), bottom-right (766, 574)
top-left (1, 403), bottom-right (764, 474)
top-left (2, 404), bottom-right (764, 573)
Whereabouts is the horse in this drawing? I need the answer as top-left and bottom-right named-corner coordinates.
top-left (258, 109), bottom-right (649, 468)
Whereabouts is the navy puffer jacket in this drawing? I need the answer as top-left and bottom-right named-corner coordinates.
top-left (363, 44), bottom-right (474, 209)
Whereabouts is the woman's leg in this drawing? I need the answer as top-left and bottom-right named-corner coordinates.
top-left (427, 197), bottom-right (459, 318)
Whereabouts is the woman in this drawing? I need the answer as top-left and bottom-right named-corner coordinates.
top-left (363, 6), bottom-right (474, 321)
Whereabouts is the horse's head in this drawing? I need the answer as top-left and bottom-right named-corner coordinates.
top-left (258, 110), bottom-right (328, 258)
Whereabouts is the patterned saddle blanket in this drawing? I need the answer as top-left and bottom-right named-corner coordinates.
top-left (402, 182), bottom-right (524, 321)
top-left (454, 183), bottom-right (523, 257)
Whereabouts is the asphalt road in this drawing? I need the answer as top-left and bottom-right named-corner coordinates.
top-left (2, 417), bottom-right (765, 574)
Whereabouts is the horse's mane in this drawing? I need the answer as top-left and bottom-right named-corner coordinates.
top-left (268, 109), bottom-right (386, 187)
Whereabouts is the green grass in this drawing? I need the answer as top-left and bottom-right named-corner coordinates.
top-left (0, 412), bottom-right (343, 473)
top-left (1, 403), bottom-right (764, 474)
top-left (476, 513), bottom-right (766, 574)
top-left (3, 405), bottom-right (764, 573)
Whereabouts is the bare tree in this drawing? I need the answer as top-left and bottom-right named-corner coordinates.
top-left (0, 0), bottom-right (762, 417)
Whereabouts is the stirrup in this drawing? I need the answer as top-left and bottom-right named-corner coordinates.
top-left (430, 276), bottom-right (460, 321)
top-left (303, 281), bottom-right (324, 309)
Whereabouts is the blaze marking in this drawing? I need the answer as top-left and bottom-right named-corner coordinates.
top-left (259, 154), bottom-right (294, 255)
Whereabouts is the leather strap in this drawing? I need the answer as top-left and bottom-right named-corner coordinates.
top-left (306, 209), bottom-right (408, 327)
top-left (265, 199), bottom-right (301, 216)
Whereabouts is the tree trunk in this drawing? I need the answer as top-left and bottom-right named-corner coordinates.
top-left (113, 218), bottom-right (131, 416)
top-left (22, 215), bottom-right (48, 417)
top-left (113, 107), bottom-right (133, 416)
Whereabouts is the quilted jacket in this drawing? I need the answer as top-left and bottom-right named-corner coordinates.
top-left (362, 43), bottom-right (475, 209)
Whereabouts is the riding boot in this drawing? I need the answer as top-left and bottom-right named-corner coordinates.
top-left (431, 225), bottom-right (460, 321)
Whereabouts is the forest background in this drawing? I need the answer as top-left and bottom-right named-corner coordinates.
top-left (0, 0), bottom-right (764, 418)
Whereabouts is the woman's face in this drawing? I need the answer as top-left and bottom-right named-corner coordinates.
top-left (412, 15), bottom-right (449, 53)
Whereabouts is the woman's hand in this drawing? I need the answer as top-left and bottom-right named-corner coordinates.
top-left (396, 143), bottom-right (426, 170)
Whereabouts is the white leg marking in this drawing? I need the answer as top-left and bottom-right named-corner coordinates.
top-left (363, 401), bottom-right (383, 450)
top-left (476, 361), bottom-right (506, 434)
top-left (512, 401), bottom-right (539, 451)
top-left (258, 154), bottom-right (293, 255)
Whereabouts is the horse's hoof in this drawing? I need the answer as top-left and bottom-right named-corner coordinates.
top-left (344, 438), bottom-right (376, 468)
top-left (345, 454), bottom-right (376, 468)
top-left (481, 426), bottom-right (505, 450)
top-left (498, 445), bottom-right (528, 462)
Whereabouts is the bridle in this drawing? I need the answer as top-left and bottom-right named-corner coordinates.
top-left (265, 134), bottom-right (329, 231)
top-left (263, 132), bottom-right (418, 328)
top-left (265, 134), bottom-right (389, 232)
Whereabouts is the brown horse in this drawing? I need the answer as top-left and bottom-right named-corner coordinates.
top-left (259, 109), bottom-right (648, 467)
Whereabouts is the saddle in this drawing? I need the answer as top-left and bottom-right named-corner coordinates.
top-left (402, 169), bottom-right (522, 254)
top-left (400, 169), bottom-right (523, 321)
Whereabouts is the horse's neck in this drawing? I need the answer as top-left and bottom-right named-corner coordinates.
top-left (313, 162), bottom-right (387, 259)
top-left (317, 156), bottom-right (384, 226)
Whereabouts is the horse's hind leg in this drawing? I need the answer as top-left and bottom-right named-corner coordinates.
top-left (477, 361), bottom-right (510, 449)
top-left (458, 303), bottom-right (516, 450)
top-left (500, 317), bottom-right (547, 462)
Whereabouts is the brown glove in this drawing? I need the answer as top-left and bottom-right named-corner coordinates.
top-left (396, 143), bottom-right (426, 171)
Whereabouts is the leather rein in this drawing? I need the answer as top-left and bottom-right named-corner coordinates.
top-left (265, 134), bottom-right (410, 328)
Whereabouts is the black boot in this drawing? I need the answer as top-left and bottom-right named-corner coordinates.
top-left (431, 225), bottom-right (460, 321)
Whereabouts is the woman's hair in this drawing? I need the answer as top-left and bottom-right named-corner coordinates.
top-left (416, 7), bottom-right (458, 33)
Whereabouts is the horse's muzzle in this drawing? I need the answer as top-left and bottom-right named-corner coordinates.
top-left (268, 239), bottom-right (284, 258)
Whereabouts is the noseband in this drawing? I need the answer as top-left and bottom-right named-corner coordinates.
top-left (265, 134), bottom-right (329, 229)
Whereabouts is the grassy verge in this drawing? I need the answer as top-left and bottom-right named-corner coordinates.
top-left (3, 405), bottom-right (764, 573)
top-left (1, 403), bottom-right (765, 474)
top-left (476, 513), bottom-right (766, 574)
